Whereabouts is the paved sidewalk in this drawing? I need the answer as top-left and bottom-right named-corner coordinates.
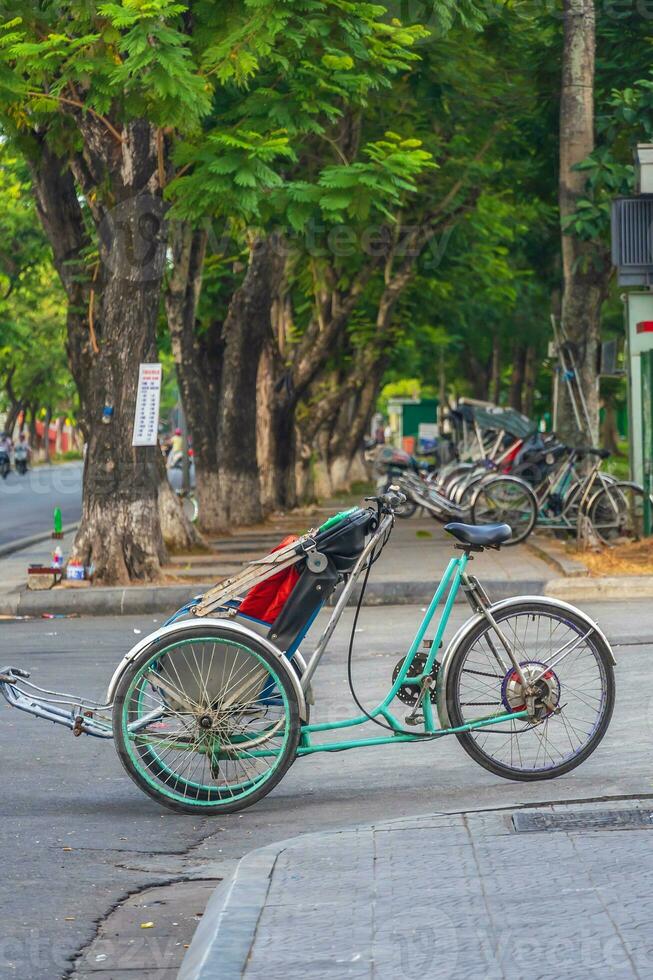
top-left (181, 801), bottom-right (653, 980)
top-left (0, 513), bottom-right (554, 615)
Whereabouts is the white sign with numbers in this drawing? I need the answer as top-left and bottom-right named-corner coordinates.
top-left (132, 363), bottom-right (162, 447)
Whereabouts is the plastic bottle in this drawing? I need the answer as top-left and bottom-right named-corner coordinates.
top-left (52, 546), bottom-right (63, 571)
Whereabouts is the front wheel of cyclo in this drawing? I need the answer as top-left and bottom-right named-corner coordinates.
top-left (113, 626), bottom-right (301, 814)
top-left (445, 600), bottom-right (615, 781)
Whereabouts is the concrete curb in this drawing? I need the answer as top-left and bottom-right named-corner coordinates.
top-left (0, 522), bottom-right (79, 559)
top-left (545, 574), bottom-right (653, 601)
top-left (4, 574), bottom-right (653, 616)
top-left (178, 798), bottom-right (653, 980)
top-left (178, 842), bottom-right (282, 980)
top-left (178, 823), bottom-right (381, 980)
top-left (7, 582), bottom-right (208, 617)
top-left (0, 577), bottom-right (549, 616)
top-left (525, 534), bottom-right (589, 579)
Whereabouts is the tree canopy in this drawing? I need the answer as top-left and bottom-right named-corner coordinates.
top-left (0, 0), bottom-right (646, 579)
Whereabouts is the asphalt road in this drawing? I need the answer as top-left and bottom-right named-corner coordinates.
top-left (0, 463), bottom-right (83, 548)
top-left (1, 601), bottom-right (652, 979)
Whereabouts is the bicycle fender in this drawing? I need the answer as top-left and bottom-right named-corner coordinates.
top-left (436, 595), bottom-right (615, 730)
top-left (586, 479), bottom-right (652, 513)
top-left (105, 617), bottom-right (309, 721)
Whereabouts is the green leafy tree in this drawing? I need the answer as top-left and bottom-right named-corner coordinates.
top-left (162, 1), bottom-right (437, 526)
top-left (2, 0), bottom-right (399, 574)
top-left (0, 144), bottom-right (73, 446)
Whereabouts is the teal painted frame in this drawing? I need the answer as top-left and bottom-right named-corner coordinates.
top-left (295, 551), bottom-right (528, 756)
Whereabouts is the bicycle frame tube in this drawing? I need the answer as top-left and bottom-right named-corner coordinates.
top-left (299, 513), bottom-right (394, 688)
top-left (297, 547), bottom-right (529, 755)
top-left (536, 453), bottom-right (574, 508)
top-left (537, 454), bottom-right (603, 529)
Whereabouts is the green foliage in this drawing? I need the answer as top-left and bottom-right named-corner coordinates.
top-left (281, 132), bottom-right (435, 227)
top-left (0, 144), bottom-right (73, 418)
top-left (0, 0), bottom-right (211, 133)
top-left (167, 3), bottom-right (432, 222)
top-left (2, 0), bottom-right (651, 450)
top-left (378, 377), bottom-right (422, 413)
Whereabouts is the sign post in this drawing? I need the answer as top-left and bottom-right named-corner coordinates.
top-left (132, 363), bottom-right (162, 447)
top-left (642, 350), bottom-right (653, 537)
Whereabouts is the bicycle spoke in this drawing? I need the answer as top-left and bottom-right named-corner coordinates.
top-left (120, 636), bottom-right (294, 807)
top-left (452, 609), bottom-right (610, 774)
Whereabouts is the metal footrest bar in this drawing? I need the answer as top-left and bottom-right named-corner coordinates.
top-left (0, 667), bottom-right (114, 739)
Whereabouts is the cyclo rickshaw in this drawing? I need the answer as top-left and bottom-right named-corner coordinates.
top-left (0, 490), bottom-right (615, 814)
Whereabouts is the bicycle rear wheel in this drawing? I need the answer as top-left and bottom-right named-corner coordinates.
top-left (113, 626), bottom-right (301, 814)
top-left (445, 600), bottom-right (615, 781)
top-left (588, 482), bottom-right (647, 544)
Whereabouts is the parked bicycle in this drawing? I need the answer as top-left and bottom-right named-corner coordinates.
top-left (471, 444), bottom-right (648, 545)
top-left (1, 490), bottom-right (615, 814)
top-left (379, 397), bottom-right (650, 547)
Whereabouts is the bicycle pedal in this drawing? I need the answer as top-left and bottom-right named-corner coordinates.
top-left (404, 712), bottom-right (424, 726)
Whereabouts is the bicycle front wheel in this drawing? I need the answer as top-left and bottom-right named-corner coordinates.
top-left (113, 626), bottom-right (301, 814)
top-left (471, 477), bottom-right (537, 545)
top-left (445, 600), bottom-right (615, 781)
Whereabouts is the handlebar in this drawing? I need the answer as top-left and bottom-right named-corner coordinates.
top-left (365, 486), bottom-right (407, 514)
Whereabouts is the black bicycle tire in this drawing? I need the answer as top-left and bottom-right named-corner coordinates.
top-left (445, 600), bottom-right (615, 782)
top-left (470, 476), bottom-right (537, 545)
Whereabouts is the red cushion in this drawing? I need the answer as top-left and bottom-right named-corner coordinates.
top-left (239, 535), bottom-right (301, 624)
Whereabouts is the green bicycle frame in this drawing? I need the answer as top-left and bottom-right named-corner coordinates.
top-left (295, 540), bottom-right (528, 757)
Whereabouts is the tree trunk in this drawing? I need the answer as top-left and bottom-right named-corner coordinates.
top-left (468, 351), bottom-right (489, 401)
top-left (31, 127), bottom-right (167, 584)
top-left (257, 344), bottom-right (298, 513)
top-left (165, 221), bottom-right (226, 535)
top-left (2, 367), bottom-right (22, 438)
top-left (4, 399), bottom-right (21, 439)
top-left (509, 345), bottom-right (526, 412)
top-left (523, 346), bottom-right (537, 419)
top-left (326, 374), bottom-right (379, 493)
top-left (490, 334), bottom-right (501, 405)
top-left (72, 247), bottom-right (167, 582)
top-left (557, 0), bottom-right (607, 446)
top-left (43, 406), bottom-right (52, 462)
top-left (29, 404), bottom-right (37, 446)
top-left (213, 236), bottom-right (285, 527)
top-left (438, 348), bottom-right (447, 435)
top-left (600, 394), bottom-right (621, 455)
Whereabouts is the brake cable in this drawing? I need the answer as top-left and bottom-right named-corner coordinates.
top-left (345, 522), bottom-right (445, 742)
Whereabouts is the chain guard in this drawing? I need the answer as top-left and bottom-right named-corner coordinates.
top-left (392, 652), bottom-right (438, 706)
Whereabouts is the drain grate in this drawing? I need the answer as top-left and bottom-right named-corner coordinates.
top-left (512, 809), bottom-right (653, 833)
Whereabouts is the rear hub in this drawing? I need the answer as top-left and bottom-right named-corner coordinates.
top-left (501, 661), bottom-right (561, 720)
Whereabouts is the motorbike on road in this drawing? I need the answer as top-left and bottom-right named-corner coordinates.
top-left (14, 444), bottom-right (28, 475)
top-left (0, 449), bottom-right (10, 479)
